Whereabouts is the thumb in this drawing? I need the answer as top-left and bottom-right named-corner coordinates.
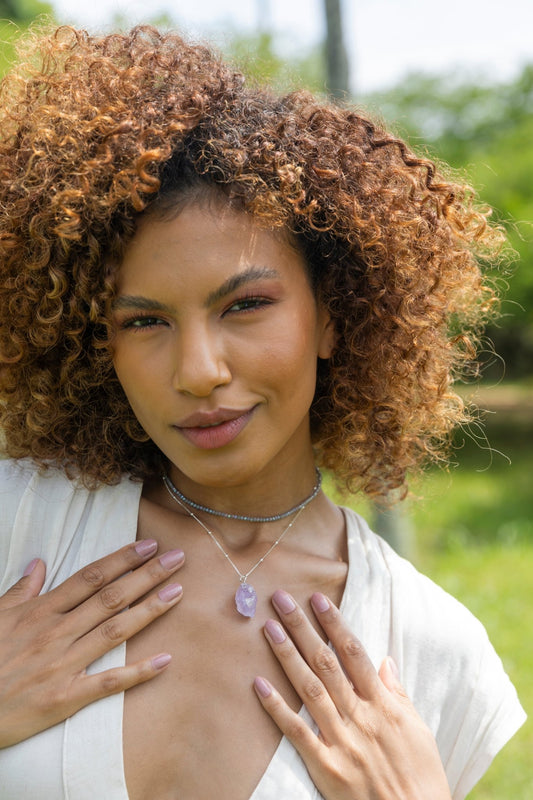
top-left (0, 558), bottom-right (46, 609)
top-left (379, 656), bottom-right (409, 699)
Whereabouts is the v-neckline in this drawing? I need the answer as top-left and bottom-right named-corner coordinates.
top-left (115, 487), bottom-right (355, 800)
top-left (248, 507), bottom-right (353, 799)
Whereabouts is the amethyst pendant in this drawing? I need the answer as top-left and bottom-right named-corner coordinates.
top-left (235, 582), bottom-right (257, 618)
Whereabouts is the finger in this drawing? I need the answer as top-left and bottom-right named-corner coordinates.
top-left (64, 548), bottom-right (185, 634)
top-left (66, 651), bottom-right (173, 717)
top-left (254, 675), bottom-right (323, 763)
top-left (310, 592), bottom-right (382, 701)
top-left (263, 618), bottom-right (340, 742)
top-left (47, 539), bottom-right (160, 612)
top-left (378, 657), bottom-right (400, 692)
top-left (378, 657), bottom-right (411, 705)
top-left (271, 590), bottom-right (356, 715)
top-left (0, 559), bottom-right (47, 610)
top-left (71, 582), bottom-right (183, 667)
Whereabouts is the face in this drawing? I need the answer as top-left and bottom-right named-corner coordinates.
top-left (111, 201), bottom-right (334, 493)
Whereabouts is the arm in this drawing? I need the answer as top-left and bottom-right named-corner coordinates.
top-left (254, 590), bottom-right (452, 800)
top-left (0, 540), bottom-right (184, 748)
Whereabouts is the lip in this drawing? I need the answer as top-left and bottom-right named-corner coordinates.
top-left (174, 406), bottom-right (257, 450)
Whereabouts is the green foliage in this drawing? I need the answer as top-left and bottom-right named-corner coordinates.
top-left (0, 0), bottom-right (54, 76)
top-left (422, 545), bottom-right (532, 799)
top-left (0, 0), bottom-right (52, 22)
top-left (222, 30), bottom-right (325, 95)
top-left (366, 68), bottom-right (533, 379)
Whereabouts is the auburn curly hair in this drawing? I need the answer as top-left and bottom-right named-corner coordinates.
top-left (0, 25), bottom-right (502, 498)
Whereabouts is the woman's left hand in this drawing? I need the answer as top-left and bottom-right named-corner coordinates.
top-left (254, 590), bottom-right (452, 800)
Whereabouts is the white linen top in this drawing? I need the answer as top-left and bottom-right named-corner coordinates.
top-left (0, 459), bottom-right (526, 799)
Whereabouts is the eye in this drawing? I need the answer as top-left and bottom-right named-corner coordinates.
top-left (224, 295), bottom-right (272, 315)
top-left (120, 315), bottom-right (167, 331)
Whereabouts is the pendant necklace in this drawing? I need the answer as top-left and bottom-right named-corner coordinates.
top-left (162, 470), bottom-right (321, 618)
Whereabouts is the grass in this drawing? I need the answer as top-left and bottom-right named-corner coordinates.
top-left (420, 545), bottom-right (532, 799)
top-left (327, 406), bottom-right (533, 798)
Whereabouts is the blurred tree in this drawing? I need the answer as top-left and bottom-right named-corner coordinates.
top-left (224, 28), bottom-right (324, 94)
top-left (368, 67), bottom-right (533, 380)
top-left (323, 0), bottom-right (350, 99)
top-left (0, 0), bottom-right (54, 76)
top-left (0, 0), bottom-right (52, 20)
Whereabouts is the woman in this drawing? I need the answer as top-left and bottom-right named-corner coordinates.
top-left (0, 24), bottom-right (525, 800)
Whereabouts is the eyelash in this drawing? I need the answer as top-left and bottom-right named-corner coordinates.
top-left (120, 315), bottom-right (166, 331)
top-left (119, 295), bottom-right (272, 331)
top-left (224, 294), bottom-right (272, 315)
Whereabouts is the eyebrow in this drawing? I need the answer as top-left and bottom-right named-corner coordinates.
top-left (204, 266), bottom-right (279, 307)
top-left (112, 295), bottom-right (174, 313)
top-left (112, 266), bottom-right (280, 313)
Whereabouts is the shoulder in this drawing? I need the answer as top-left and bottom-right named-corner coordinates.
top-left (0, 458), bottom-right (141, 592)
top-left (0, 458), bottom-right (107, 528)
top-left (341, 506), bottom-right (526, 799)
top-left (342, 505), bottom-right (510, 686)
top-left (342, 504), bottom-right (487, 642)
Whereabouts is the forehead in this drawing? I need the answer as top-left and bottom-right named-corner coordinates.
top-left (116, 201), bottom-right (310, 294)
top-left (139, 193), bottom-right (297, 251)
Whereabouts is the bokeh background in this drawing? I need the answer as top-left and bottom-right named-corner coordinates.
top-left (1, 1), bottom-right (531, 796)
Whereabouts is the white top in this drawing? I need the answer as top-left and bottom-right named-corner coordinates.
top-left (0, 459), bottom-right (526, 799)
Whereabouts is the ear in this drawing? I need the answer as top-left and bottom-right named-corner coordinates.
top-left (317, 308), bottom-right (336, 359)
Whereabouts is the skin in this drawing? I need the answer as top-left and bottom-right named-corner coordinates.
top-left (111, 201), bottom-right (335, 509)
top-left (0, 201), bottom-right (452, 800)
top-left (0, 542), bottom-right (185, 748)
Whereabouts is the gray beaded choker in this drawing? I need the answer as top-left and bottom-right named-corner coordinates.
top-left (162, 467), bottom-right (322, 523)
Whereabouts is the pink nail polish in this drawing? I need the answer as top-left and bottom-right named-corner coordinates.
top-left (272, 589), bottom-right (296, 614)
top-left (387, 656), bottom-right (400, 680)
top-left (311, 592), bottom-right (330, 613)
top-left (158, 583), bottom-right (183, 602)
top-left (135, 539), bottom-right (158, 557)
top-left (159, 549), bottom-right (185, 570)
top-left (152, 653), bottom-right (172, 670)
top-left (23, 558), bottom-right (39, 576)
top-left (254, 677), bottom-right (272, 698)
top-left (265, 619), bottom-right (286, 643)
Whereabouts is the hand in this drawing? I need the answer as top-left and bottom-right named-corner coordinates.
top-left (0, 540), bottom-right (184, 748)
top-left (254, 590), bottom-right (452, 800)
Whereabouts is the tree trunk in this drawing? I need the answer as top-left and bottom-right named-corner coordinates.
top-left (323, 0), bottom-right (350, 99)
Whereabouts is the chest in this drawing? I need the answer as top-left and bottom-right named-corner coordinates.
top-left (123, 542), bottom-right (347, 800)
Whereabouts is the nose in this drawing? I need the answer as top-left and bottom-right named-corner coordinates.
top-left (172, 322), bottom-right (231, 397)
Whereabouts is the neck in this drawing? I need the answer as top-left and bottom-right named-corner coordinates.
top-left (166, 452), bottom-right (319, 523)
top-left (163, 468), bottom-right (321, 524)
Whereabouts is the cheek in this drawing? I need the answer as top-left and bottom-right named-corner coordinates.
top-left (254, 319), bottom-right (319, 393)
top-left (112, 347), bottom-right (153, 414)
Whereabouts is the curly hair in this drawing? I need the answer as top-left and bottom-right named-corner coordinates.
top-left (0, 24), bottom-right (502, 498)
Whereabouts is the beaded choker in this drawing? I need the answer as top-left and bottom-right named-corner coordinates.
top-left (162, 467), bottom-right (321, 523)
top-left (162, 468), bottom-right (322, 617)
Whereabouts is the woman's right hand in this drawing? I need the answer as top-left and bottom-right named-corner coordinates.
top-left (0, 539), bottom-right (184, 748)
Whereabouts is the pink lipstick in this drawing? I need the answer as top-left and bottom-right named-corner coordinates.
top-left (175, 407), bottom-right (256, 450)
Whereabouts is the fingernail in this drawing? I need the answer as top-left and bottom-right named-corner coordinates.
top-left (311, 592), bottom-right (330, 613)
top-left (272, 589), bottom-right (296, 614)
top-left (135, 539), bottom-right (158, 557)
top-left (152, 653), bottom-right (172, 670)
top-left (265, 619), bottom-right (286, 643)
top-left (158, 583), bottom-right (183, 602)
top-left (23, 558), bottom-right (39, 576)
top-left (387, 656), bottom-right (400, 680)
top-left (159, 549), bottom-right (185, 570)
top-left (254, 676), bottom-right (272, 698)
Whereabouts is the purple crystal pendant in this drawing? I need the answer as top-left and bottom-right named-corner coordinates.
top-left (235, 582), bottom-right (257, 618)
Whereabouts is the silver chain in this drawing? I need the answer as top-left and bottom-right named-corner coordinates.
top-left (162, 486), bottom-right (308, 583)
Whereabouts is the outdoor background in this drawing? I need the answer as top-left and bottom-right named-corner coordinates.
top-left (1, 1), bottom-right (531, 797)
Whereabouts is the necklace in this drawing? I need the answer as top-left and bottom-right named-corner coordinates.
top-left (162, 467), bottom-right (322, 522)
top-left (162, 477), bottom-right (319, 618)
